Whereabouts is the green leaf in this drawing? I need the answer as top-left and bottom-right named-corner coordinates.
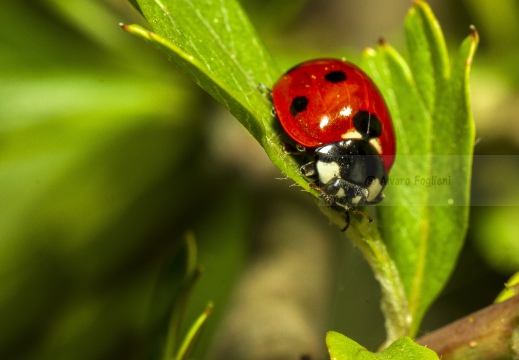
top-left (122, 0), bottom-right (316, 201)
top-left (326, 331), bottom-right (439, 360)
top-left (361, 1), bottom-right (479, 339)
top-left (173, 302), bottom-right (213, 360)
top-left (123, 0), bottom-right (273, 141)
top-left (404, 1), bottom-right (449, 113)
top-left (164, 232), bottom-right (202, 359)
top-left (495, 271), bottom-right (519, 303)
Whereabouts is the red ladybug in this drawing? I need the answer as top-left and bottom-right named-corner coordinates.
top-left (271, 58), bottom-right (396, 225)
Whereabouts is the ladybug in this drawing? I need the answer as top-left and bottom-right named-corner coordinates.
top-left (271, 58), bottom-right (395, 227)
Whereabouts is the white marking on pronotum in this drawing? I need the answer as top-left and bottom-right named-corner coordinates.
top-left (369, 138), bottom-right (383, 154)
top-left (316, 161), bottom-right (340, 184)
top-left (341, 130), bottom-right (363, 140)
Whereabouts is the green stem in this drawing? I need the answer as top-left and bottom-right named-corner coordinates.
top-left (317, 205), bottom-right (410, 344)
top-left (347, 215), bottom-right (411, 346)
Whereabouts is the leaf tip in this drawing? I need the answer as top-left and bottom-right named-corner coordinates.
top-left (407, 0), bottom-right (423, 16)
top-left (119, 23), bottom-right (150, 39)
top-left (411, 0), bottom-right (435, 21)
top-left (469, 25), bottom-right (479, 43)
top-left (412, 0), bottom-right (427, 9)
top-left (378, 36), bottom-right (389, 47)
top-left (205, 302), bottom-right (214, 315)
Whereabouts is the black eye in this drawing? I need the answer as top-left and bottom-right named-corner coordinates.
top-left (290, 96), bottom-right (309, 116)
top-left (353, 111), bottom-right (382, 139)
top-left (324, 70), bottom-right (347, 83)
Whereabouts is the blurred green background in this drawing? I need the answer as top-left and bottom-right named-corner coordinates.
top-left (1, 0), bottom-right (518, 359)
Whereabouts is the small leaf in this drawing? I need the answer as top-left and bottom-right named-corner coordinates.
top-left (123, 0), bottom-right (313, 197)
top-left (173, 303), bottom-right (213, 360)
top-left (164, 232), bottom-right (202, 357)
top-left (326, 331), bottom-right (439, 360)
top-left (495, 271), bottom-right (519, 303)
top-left (126, 0), bottom-right (279, 141)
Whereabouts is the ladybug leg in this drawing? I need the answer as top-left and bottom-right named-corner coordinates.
top-left (309, 182), bottom-right (334, 205)
top-left (311, 178), bottom-right (351, 208)
top-left (351, 208), bottom-right (374, 223)
top-left (300, 161), bottom-right (317, 177)
top-left (309, 179), bottom-right (355, 231)
top-left (309, 180), bottom-right (351, 231)
top-left (341, 212), bottom-right (350, 232)
top-left (283, 143), bottom-right (302, 154)
top-left (258, 83), bottom-right (276, 117)
top-left (340, 208), bottom-right (373, 232)
top-left (283, 143), bottom-right (308, 154)
top-left (257, 83), bottom-right (272, 101)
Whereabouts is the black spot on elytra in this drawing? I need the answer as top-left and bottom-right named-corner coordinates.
top-left (290, 96), bottom-right (309, 116)
top-left (324, 70), bottom-right (347, 83)
top-left (353, 110), bottom-right (382, 139)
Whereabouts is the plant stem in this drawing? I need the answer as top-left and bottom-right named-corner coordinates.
top-left (346, 215), bottom-right (411, 346)
top-left (416, 295), bottom-right (519, 359)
